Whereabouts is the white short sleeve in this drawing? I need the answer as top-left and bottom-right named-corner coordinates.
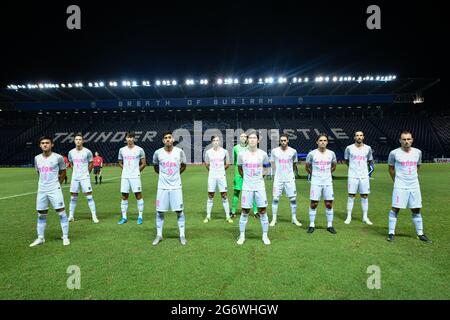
top-left (152, 150), bottom-right (159, 165)
top-left (306, 152), bottom-right (313, 164)
top-left (388, 150), bottom-right (396, 166)
top-left (180, 149), bottom-right (187, 164)
top-left (57, 155), bottom-right (66, 170)
top-left (344, 146), bottom-right (350, 160)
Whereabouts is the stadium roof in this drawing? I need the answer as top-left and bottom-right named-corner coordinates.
top-left (0, 77), bottom-right (440, 111)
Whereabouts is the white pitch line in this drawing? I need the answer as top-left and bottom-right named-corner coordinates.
top-left (0, 176), bottom-right (122, 201)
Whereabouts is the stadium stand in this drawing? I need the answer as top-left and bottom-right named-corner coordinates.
top-left (1, 111), bottom-right (448, 165)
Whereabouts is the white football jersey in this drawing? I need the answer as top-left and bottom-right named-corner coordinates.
top-left (153, 147), bottom-right (187, 190)
top-left (237, 149), bottom-right (270, 191)
top-left (270, 146), bottom-right (298, 182)
top-left (306, 149), bottom-right (337, 186)
top-left (388, 147), bottom-right (422, 189)
top-left (34, 152), bottom-right (66, 192)
top-left (205, 147), bottom-right (230, 177)
top-left (344, 144), bottom-right (373, 179)
top-left (68, 147), bottom-right (93, 180)
top-left (118, 145), bottom-right (145, 179)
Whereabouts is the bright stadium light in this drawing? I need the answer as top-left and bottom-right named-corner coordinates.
top-left (264, 77), bottom-right (274, 84)
top-left (88, 82), bottom-right (93, 87)
top-left (233, 78), bottom-right (239, 84)
top-left (155, 80), bottom-right (161, 86)
top-left (258, 78), bottom-right (263, 84)
top-left (132, 81), bottom-right (138, 87)
top-left (325, 76), bottom-right (330, 82)
top-left (217, 78), bottom-right (223, 85)
top-left (172, 80), bottom-right (177, 86)
top-left (99, 82), bottom-right (104, 87)
top-left (332, 76), bottom-right (337, 82)
top-left (393, 75), bottom-right (397, 80)
top-left (304, 77), bottom-right (309, 82)
top-left (293, 77), bottom-right (297, 83)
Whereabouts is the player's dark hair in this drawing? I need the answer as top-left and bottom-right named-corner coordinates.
top-left (316, 133), bottom-right (328, 142)
top-left (126, 131), bottom-right (135, 138)
top-left (163, 131), bottom-right (173, 138)
top-left (38, 136), bottom-right (53, 145)
top-left (247, 131), bottom-right (259, 140)
top-left (354, 130), bottom-right (364, 136)
top-left (211, 136), bottom-right (219, 142)
top-left (400, 131), bottom-right (413, 138)
top-left (280, 134), bottom-right (289, 140)
top-left (74, 132), bottom-right (84, 139)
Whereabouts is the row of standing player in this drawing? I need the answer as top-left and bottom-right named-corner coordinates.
top-left (29, 129), bottom-right (432, 247)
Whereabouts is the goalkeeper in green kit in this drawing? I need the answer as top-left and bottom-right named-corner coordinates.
top-left (231, 132), bottom-right (258, 218)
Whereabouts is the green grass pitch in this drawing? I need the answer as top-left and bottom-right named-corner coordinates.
top-left (0, 164), bottom-right (449, 299)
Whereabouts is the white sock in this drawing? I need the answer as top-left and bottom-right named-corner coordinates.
top-left (86, 195), bottom-right (97, 218)
top-left (121, 200), bottom-right (128, 219)
top-left (347, 196), bottom-right (354, 219)
top-left (59, 211), bottom-right (69, 238)
top-left (137, 199), bottom-right (144, 219)
top-left (290, 199), bottom-right (297, 221)
top-left (37, 213), bottom-right (47, 239)
top-left (309, 207), bottom-right (316, 227)
top-left (177, 211), bottom-right (185, 238)
top-left (222, 198), bottom-right (230, 219)
top-left (239, 213), bottom-right (248, 237)
top-left (412, 213), bottom-right (424, 236)
top-left (272, 199), bottom-right (279, 221)
top-left (206, 198), bottom-right (213, 219)
top-left (260, 212), bottom-right (269, 235)
top-left (389, 210), bottom-right (398, 234)
top-left (69, 196), bottom-right (77, 217)
top-left (156, 211), bottom-right (164, 237)
top-left (361, 198), bottom-right (369, 220)
top-left (326, 207), bottom-right (334, 228)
